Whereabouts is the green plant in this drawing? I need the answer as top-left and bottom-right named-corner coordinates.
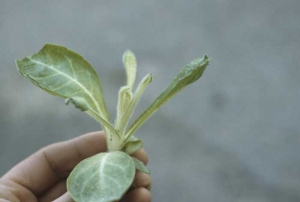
top-left (16, 44), bottom-right (210, 202)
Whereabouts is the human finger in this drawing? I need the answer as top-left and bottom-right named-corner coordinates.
top-left (38, 179), bottom-right (66, 202)
top-left (132, 171), bottom-right (151, 190)
top-left (121, 188), bottom-right (151, 202)
top-left (131, 148), bottom-right (149, 165)
top-left (41, 147), bottom-right (150, 201)
top-left (52, 192), bottom-right (74, 202)
top-left (1, 131), bottom-right (106, 196)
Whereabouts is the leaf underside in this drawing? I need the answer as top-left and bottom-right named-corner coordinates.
top-left (67, 151), bottom-right (136, 202)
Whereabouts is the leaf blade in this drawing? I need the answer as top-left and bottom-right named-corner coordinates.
top-left (125, 55), bottom-right (210, 139)
top-left (131, 157), bottom-right (151, 174)
top-left (67, 151), bottom-right (136, 202)
top-left (16, 43), bottom-right (110, 121)
top-left (123, 50), bottom-right (137, 89)
top-left (117, 74), bottom-right (152, 137)
top-left (123, 136), bottom-right (143, 155)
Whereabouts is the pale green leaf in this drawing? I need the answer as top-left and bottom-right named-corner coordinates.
top-left (67, 151), bottom-right (135, 202)
top-left (16, 44), bottom-right (122, 148)
top-left (123, 136), bottom-right (143, 155)
top-left (16, 44), bottom-right (110, 121)
top-left (119, 74), bottom-right (152, 138)
top-left (123, 50), bottom-right (137, 89)
top-left (125, 55), bottom-right (210, 139)
top-left (65, 97), bottom-right (89, 111)
top-left (115, 86), bottom-right (132, 132)
top-left (118, 86), bottom-right (132, 117)
top-left (131, 157), bottom-right (150, 174)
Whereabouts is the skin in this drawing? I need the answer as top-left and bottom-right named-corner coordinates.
top-left (0, 131), bottom-right (151, 202)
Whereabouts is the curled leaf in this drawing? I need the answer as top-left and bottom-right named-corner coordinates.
top-left (115, 86), bottom-right (132, 132)
top-left (123, 136), bottom-right (143, 155)
top-left (120, 74), bottom-right (152, 138)
top-left (65, 97), bottom-right (89, 111)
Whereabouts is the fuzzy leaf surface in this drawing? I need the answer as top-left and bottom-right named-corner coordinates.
top-left (131, 157), bottom-right (151, 174)
top-left (67, 151), bottom-right (135, 202)
top-left (126, 55), bottom-right (210, 138)
top-left (123, 136), bottom-right (143, 155)
top-left (16, 44), bottom-right (109, 121)
top-left (123, 50), bottom-right (137, 89)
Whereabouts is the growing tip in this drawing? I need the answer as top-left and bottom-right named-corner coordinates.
top-left (142, 74), bottom-right (153, 84)
top-left (123, 50), bottom-right (136, 64)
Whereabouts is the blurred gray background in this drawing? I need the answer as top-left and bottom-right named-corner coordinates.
top-left (1, 0), bottom-right (300, 201)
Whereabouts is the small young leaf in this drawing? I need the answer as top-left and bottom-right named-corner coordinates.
top-left (65, 97), bottom-right (89, 111)
top-left (120, 74), bottom-right (152, 138)
top-left (119, 87), bottom-right (132, 116)
top-left (115, 86), bottom-right (132, 132)
top-left (123, 136), bottom-right (143, 155)
top-left (67, 151), bottom-right (135, 202)
top-left (131, 157), bottom-right (151, 174)
top-left (123, 50), bottom-right (137, 89)
top-left (125, 55), bottom-right (210, 139)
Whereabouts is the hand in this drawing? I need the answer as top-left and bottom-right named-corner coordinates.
top-left (0, 131), bottom-right (151, 202)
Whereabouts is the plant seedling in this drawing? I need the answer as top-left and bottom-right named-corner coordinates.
top-left (16, 44), bottom-right (210, 202)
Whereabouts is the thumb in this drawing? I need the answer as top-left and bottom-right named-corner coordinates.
top-left (53, 192), bottom-right (74, 202)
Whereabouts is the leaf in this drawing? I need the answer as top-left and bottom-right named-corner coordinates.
top-left (119, 74), bottom-right (152, 137)
top-left (115, 86), bottom-right (132, 133)
top-left (65, 97), bottom-right (89, 111)
top-left (16, 44), bottom-right (121, 145)
top-left (123, 50), bottom-right (137, 89)
top-left (16, 44), bottom-right (109, 120)
top-left (123, 136), bottom-right (143, 155)
top-left (125, 55), bottom-right (210, 139)
top-left (131, 157), bottom-right (150, 174)
top-left (118, 86), bottom-right (132, 117)
top-left (67, 151), bottom-right (136, 202)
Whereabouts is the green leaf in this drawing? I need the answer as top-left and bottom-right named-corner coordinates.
top-left (119, 74), bottom-right (152, 138)
top-left (15, 44), bottom-right (122, 146)
top-left (67, 151), bottom-right (135, 202)
top-left (115, 86), bottom-right (132, 133)
top-left (123, 50), bottom-right (137, 90)
top-left (125, 55), bottom-right (210, 139)
top-left (131, 157), bottom-right (150, 174)
top-left (123, 136), bottom-right (143, 155)
top-left (16, 44), bottom-right (109, 120)
top-left (118, 86), bottom-right (132, 117)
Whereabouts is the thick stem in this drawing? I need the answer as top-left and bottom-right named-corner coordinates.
top-left (107, 136), bottom-right (123, 152)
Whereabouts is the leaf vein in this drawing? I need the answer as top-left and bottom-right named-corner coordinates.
top-left (51, 80), bottom-right (73, 91)
top-left (30, 58), bottom-right (102, 115)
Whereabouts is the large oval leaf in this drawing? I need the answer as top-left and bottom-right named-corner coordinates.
top-left (16, 44), bottom-right (121, 148)
top-left (67, 151), bottom-right (135, 202)
top-left (16, 44), bottom-right (109, 121)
